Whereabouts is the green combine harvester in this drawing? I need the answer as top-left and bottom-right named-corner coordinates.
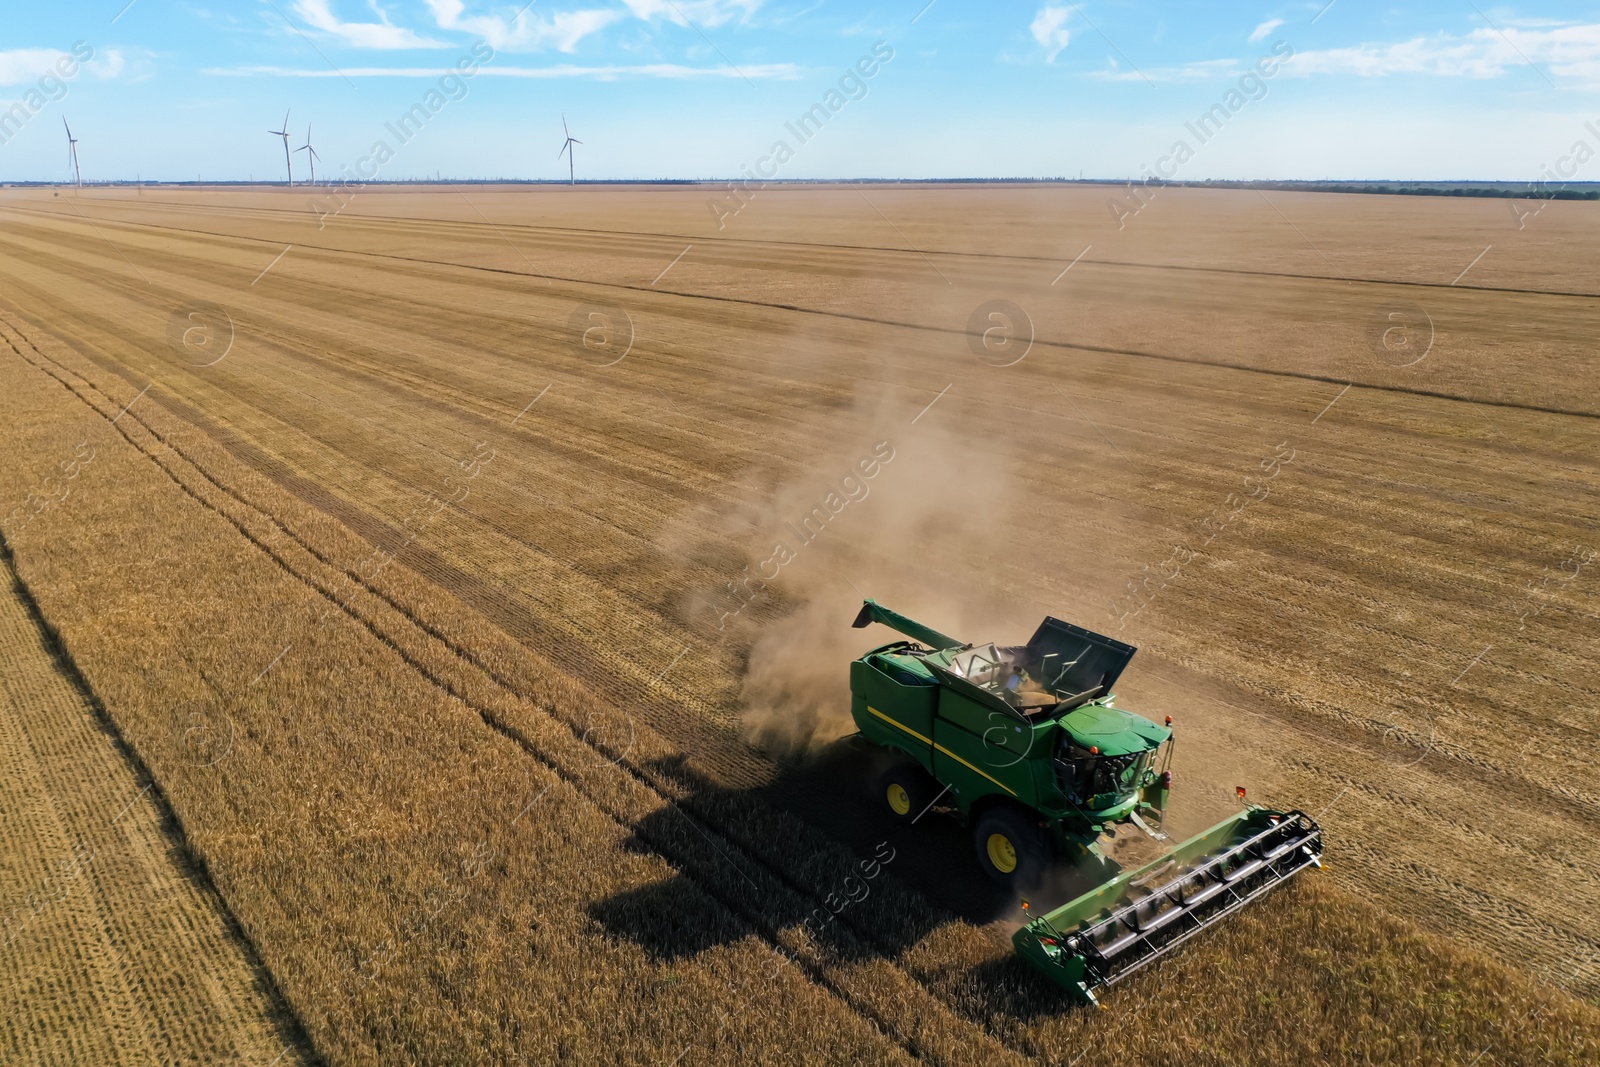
top-left (847, 599), bottom-right (1323, 1005)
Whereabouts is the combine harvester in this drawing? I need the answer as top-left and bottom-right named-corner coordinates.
top-left (847, 599), bottom-right (1323, 1005)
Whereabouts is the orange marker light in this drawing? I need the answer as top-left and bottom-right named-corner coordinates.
top-left (1090, 745), bottom-right (1100, 755)
top-left (1165, 716), bottom-right (1173, 726)
top-left (1236, 785), bottom-right (1248, 801)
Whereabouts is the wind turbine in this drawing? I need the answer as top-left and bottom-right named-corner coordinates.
top-left (63, 118), bottom-right (81, 187)
top-left (557, 115), bottom-right (581, 185)
top-left (296, 122), bottom-right (320, 185)
top-left (268, 110), bottom-right (293, 186)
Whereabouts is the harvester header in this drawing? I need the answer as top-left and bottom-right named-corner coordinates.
top-left (844, 598), bottom-right (1323, 1005)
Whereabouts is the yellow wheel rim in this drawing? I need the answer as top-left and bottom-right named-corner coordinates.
top-left (986, 832), bottom-right (1018, 874)
top-left (887, 783), bottom-right (912, 816)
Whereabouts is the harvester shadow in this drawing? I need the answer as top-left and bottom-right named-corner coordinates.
top-left (587, 739), bottom-right (1114, 1011)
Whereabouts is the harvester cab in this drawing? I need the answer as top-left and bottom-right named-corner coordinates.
top-left (846, 598), bottom-right (1323, 1005)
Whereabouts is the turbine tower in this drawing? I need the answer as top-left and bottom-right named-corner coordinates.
top-left (63, 118), bottom-right (81, 187)
top-left (296, 122), bottom-right (320, 185)
top-left (268, 110), bottom-right (293, 186)
top-left (558, 115), bottom-right (581, 185)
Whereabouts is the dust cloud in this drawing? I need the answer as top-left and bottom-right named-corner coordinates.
top-left (734, 398), bottom-right (1039, 757)
top-left (654, 307), bottom-right (1146, 761)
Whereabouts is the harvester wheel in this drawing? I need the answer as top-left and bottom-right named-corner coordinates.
top-left (875, 762), bottom-right (935, 822)
top-left (973, 807), bottom-right (1050, 887)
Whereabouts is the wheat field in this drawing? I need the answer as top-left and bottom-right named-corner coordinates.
top-left (0, 183), bottom-right (1596, 1065)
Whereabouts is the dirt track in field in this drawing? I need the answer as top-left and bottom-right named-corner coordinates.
top-left (0, 184), bottom-right (1597, 1061)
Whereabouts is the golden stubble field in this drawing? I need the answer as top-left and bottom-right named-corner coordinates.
top-left (0, 181), bottom-right (1596, 1065)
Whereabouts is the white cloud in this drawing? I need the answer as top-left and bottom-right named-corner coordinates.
top-left (1081, 23), bottom-right (1600, 90)
top-left (205, 62), bottom-right (801, 79)
top-left (1248, 18), bottom-right (1283, 44)
top-left (86, 50), bottom-right (126, 79)
top-left (291, 0), bottom-right (448, 49)
top-left (1087, 57), bottom-right (1240, 82)
top-left (424, 1), bottom-right (622, 52)
top-left (1030, 5), bottom-right (1070, 63)
top-left (0, 47), bottom-right (125, 85)
top-left (1282, 23), bottom-right (1600, 85)
top-left (622, 0), bottom-right (762, 28)
top-left (0, 48), bottom-right (73, 85)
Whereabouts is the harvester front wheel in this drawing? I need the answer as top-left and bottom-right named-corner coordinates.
top-left (876, 762), bottom-right (935, 822)
top-left (973, 807), bottom-right (1050, 887)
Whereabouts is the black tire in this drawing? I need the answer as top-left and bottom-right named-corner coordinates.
top-left (973, 806), bottom-right (1051, 887)
top-left (874, 761), bottom-right (935, 823)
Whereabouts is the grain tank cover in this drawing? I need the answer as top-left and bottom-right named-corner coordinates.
top-left (1026, 618), bottom-right (1136, 696)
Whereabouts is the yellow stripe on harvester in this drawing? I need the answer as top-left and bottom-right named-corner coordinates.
top-left (867, 706), bottom-right (932, 744)
top-left (932, 743), bottom-right (1019, 797)
top-left (866, 707), bottom-right (1018, 797)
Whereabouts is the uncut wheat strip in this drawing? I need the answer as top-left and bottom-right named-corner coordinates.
top-left (0, 648), bottom-right (138, 1067)
top-left (0, 620), bottom-right (305, 1067)
top-left (1, 480), bottom-right (311, 1061)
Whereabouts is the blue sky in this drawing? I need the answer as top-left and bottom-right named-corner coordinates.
top-left (2, 2), bottom-right (1599, 182)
